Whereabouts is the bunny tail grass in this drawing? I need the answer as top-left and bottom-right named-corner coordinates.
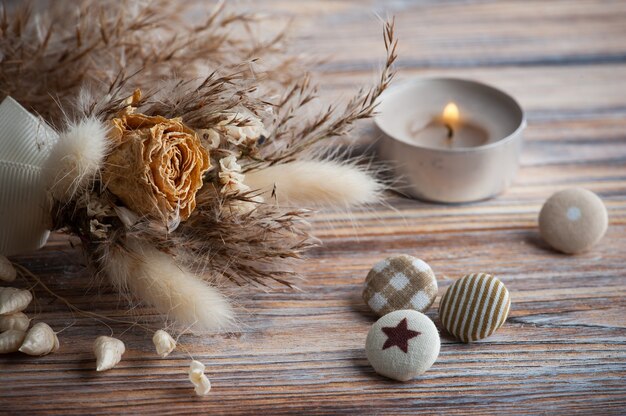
top-left (44, 117), bottom-right (110, 201)
top-left (101, 238), bottom-right (234, 332)
top-left (246, 160), bottom-right (383, 208)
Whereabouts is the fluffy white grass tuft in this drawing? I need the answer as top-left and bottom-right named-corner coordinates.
top-left (44, 117), bottom-right (110, 201)
top-left (102, 238), bottom-right (234, 332)
top-left (245, 160), bottom-right (383, 208)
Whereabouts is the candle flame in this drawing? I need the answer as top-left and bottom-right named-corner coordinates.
top-left (442, 102), bottom-right (459, 124)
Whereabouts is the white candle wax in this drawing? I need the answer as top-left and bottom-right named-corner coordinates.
top-left (408, 117), bottom-right (489, 149)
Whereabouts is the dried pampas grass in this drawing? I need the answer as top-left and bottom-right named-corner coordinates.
top-left (1, 0), bottom-right (398, 340)
top-left (100, 238), bottom-right (234, 332)
top-left (44, 118), bottom-right (110, 201)
top-left (246, 160), bottom-right (383, 208)
top-left (0, 0), bottom-right (296, 127)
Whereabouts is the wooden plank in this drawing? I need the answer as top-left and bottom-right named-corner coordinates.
top-left (283, 0), bottom-right (626, 67)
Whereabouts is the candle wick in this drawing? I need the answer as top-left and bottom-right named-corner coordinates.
top-left (445, 123), bottom-right (454, 140)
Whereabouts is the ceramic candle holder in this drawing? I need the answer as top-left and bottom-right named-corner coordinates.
top-left (375, 77), bottom-right (526, 203)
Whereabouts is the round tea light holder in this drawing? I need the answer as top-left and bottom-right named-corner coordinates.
top-left (375, 77), bottom-right (526, 203)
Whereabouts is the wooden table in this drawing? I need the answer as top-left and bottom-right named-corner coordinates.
top-left (1, 1), bottom-right (625, 414)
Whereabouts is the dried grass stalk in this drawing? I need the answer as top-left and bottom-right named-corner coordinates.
top-left (245, 160), bottom-right (383, 208)
top-left (2, 0), bottom-right (398, 329)
top-left (98, 237), bottom-right (234, 331)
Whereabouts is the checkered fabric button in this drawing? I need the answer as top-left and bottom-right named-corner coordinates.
top-left (362, 255), bottom-right (438, 316)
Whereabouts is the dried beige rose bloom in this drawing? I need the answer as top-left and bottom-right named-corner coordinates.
top-left (217, 155), bottom-right (263, 214)
top-left (102, 112), bottom-right (211, 221)
top-left (202, 110), bottom-right (268, 147)
top-left (196, 128), bottom-right (222, 149)
top-left (218, 155), bottom-right (250, 195)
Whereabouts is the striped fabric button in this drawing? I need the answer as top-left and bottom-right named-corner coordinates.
top-left (439, 273), bottom-right (510, 343)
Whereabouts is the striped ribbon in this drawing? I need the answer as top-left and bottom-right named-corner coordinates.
top-left (0, 97), bottom-right (58, 255)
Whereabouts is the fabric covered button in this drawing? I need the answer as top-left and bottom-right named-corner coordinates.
top-left (539, 188), bottom-right (608, 254)
top-left (363, 255), bottom-right (437, 316)
top-left (439, 273), bottom-right (510, 343)
top-left (365, 310), bottom-right (440, 381)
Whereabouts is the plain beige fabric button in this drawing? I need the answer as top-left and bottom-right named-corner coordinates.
top-left (539, 188), bottom-right (608, 254)
top-left (365, 310), bottom-right (440, 381)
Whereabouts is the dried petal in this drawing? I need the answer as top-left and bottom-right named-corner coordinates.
top-left (219, 155), bottom-right (242, 173)
top-left (93, 336), bottom-right (125, 371)
top-left (19, 322), bottom-right (59, 356)
top-left (152, 329), bottom-right (176, 358)
top-left (188, 360), bottom-right (211, 396)
top-left (0, 329), bottom-right (26, 353)
top-left (218, 155), bottom-right (251, 196)
top-left (213, 113), bottom-right (267, 146)
top-left (0, 312), bottom-right (30, 331)
top-left (0, 256), bottom-right (16, 282)
top-left (0, 287), bottom-right (32, 315)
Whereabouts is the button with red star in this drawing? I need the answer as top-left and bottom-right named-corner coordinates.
top-left (366, 310), bottom-right (440, 381)
top-left (382, 317), bottom-right (421, 353)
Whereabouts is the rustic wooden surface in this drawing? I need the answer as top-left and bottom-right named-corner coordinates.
top-left (1, 0), bottom-right (626, 414)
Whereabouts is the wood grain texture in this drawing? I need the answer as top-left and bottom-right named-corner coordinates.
top-left (1, 0), bottom-right (625, 414)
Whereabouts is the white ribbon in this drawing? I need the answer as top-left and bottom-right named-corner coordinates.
top-left (0, 97), bottom-right (58, 255)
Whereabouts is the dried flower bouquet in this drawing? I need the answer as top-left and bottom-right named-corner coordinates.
top-left (0, 0), bottom-right (397, 332)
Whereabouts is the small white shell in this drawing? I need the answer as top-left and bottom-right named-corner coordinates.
top-left (0, 312), bottom-right (30, 331)
top-left (189, 360), bottom-right (211, 396)
top-left (0, 329), bottom-right (26, 353)
top-left (0, 287), bottom-right (32, 315)
top-left (152, 329), bottom-right (176, 358)
top-left (93, 336), bottom-right (125, 371)
top-left (0, 256), bottom-right (16, 282)
top-left (19, 322), bottom-right (59, 356)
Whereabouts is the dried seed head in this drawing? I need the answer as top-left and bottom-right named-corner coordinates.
top-left (19, 322), bottom-right (59, 356)
top-left (0, 312), bottom-right (30, 332)
top-left (0, 287), bottom-right (32, 315)
top-left (93, 336), bottom-right (125, 371)
top-left (0, 256), bottom-right (16, 282)
top-left (152, 330), bottom-right (176, 358)
top-left (0, 329), bottom-right (26, 353)
top-left (189, 360), bottom-right (211, 396)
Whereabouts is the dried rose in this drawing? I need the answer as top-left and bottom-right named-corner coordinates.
top-left (103, 113), bottom-right (210, 221)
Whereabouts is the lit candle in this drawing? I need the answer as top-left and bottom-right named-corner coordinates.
top-left (375, 78), bottom-right (526, 203)
top-left (408, 102), bottom-right (489, 149)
